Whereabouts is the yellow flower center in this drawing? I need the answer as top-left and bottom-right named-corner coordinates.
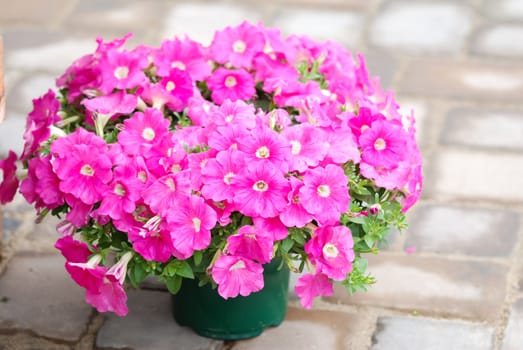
top-left (317, 184), bottom-right (331, 198)
top-left (192, 217), bottom-right (201, 232)
top-left (114, 66), bottom-right (129, 80)
top-left (223, 172), bottom-right (235, 185)
top-left (142, 127), bottom-right (156, 141)
top-left (80, 164), bottom-right (94, 177)
top-left (230, 260), bottom-right (246, 270)
top-left (290, 140), bottom-right (302, 155)
top-left (171, 61), bottom-right (186, 70)
top-left (114, 184), bottom-right (126, 196)
top-left (374, 138), bottom-right (386, 151)
top-left (253, 180), bottom-right (268, 192)
top-left (256, 146), bottom-right (270, 159)
top-left (165, 178), bottom-right (176, 191)
top-left (323, 243), bottom-right (339, 258)
top-left (233, 40), bottom-right (247, 53)
top-left (165, 81), bottom-right (176, 91)
top-left (225, 76), bottom-right (237, 88)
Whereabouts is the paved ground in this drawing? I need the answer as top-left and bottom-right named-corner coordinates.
top-left (1, 0), bottom-right (523, 349)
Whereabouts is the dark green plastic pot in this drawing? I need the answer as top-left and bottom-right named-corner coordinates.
top-left (171, 260), bottom-right (290, 340)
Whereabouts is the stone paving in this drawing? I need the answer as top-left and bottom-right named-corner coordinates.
top-left (1, 0), bottom-right (523, 349)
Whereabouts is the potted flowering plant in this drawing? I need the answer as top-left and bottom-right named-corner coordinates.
top-left (0, 22), bottom-right (422, 339)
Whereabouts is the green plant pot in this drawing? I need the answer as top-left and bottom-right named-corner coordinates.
top-left (171, 260), bottom-right (290, 340)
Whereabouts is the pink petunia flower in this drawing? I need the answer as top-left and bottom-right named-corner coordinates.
top-left (142, 172), bottom-right (192, 218)
top-left (304, 225), bottom-right (354, 281)
top-left (166, 195), bottom-right (217, 259)
top-left (53, 143), bottom-right (112, 205)
top-left (64, 195), bottom-right (94, 228)
top-left (82, 91), bottom-right (137, 132)
top-left (208, 124), bottom-right (249, 152)
top-left (280, 177), bottom-right (314, 228)
top-left (231, 162), bottom-right (290, 218)
top-left (201, 149), bottom-right (245, 202)
top-left (295, 272), bottom-right (333, 309)
top-left (237, 122), bottom-right (291, 170)
top-left (0, 151), bottom-right (19, 205)
top-left (211, 255), bottom-right (264, 299)
top-left (118, 108), bottom-right (171, 157)
top-left (210, 21), bottom-right (265, 69)
top-left (85, 277), bottom-right (128, 316)
top-left (212, 99), bottom-right (256, 129)
top-left (252, 216), bottom-right (289, 241)
top-left (299, 165), bottom-right (349, 226)
top-left (153, 37), bottom-right (211, 80)
top-left (359, 119), bottom-right (408, 169)
top-left (227, 225), bottom-right (274, 264)
top-left (33, 155), bottom-right (64, 209)
top-left (128, 217), bottom-right (174, 263)
top-left (321, 127), bottom-right (361, 165)
top-left (98, 49), bottom-right (148, 93)
top-left (159, 69), bottom-right (194, 112)
top-left (54, 235), bottom-right (92, 263)
top-left (65, 254), bottom-right (106, 292)
top-left (348, 107), bottom-right (386, 139)
top-left (106, 251), bottom-right (133, 284)
top-left (282, 124), bottom-right (328, 172)
top-left (207, 67), bottom-right (256, 105)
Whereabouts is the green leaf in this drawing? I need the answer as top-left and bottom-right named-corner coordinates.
top-left (281, 238), bottom-right (294, 252)
top-left (176, 261), bottom-right (195, 279)
top-left (165, 276), bottom-right (183, 294)
top-left (193, 251), bottom-right (203, 267)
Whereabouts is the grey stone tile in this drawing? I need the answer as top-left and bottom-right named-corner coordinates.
top-left (372, 316), bottom-right (495, 350)
top-left (471, 24), bottom-right (523, 58)
top-left (329, 254), bottom-right (508, 322)
top-left (8, 73), bottom-right (57, 114)
top-left (406, 204), bottom-right (519, 257)
top-left (369, 2), bottom-right (473, 54)
top-left (0, 0), bottom-right (73, 26)
top-left (96, 289), bottom-right (221, 350)
top-left (484, 0), bottom-right (523, 20)
top-left (502, 298), bottom-right (523, 350)
top-left (442, 108), bottom-right (523, 151)
top-left (0, 253), bottom-right (92, 341)
top-left (271, 8), bottom-right (364, 48)
top-left (427, 150), bottom-right (523, 203)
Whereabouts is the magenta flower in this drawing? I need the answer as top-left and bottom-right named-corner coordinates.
top-left (282, 124), bottom-right (328, 172)
top-left (280, 177), bottom-right (313, 228)
top-left (210, 21), bottom-right (265, 69)
top-left (237, 123), bottom-right (291, 170)
top-left (232, 162), bottom-right (290, 218)
top-left (207, 67), bottom-right (256, 105)
top-left (201, 149), bottom-right (245, 202)
top-left (359, 119), bottom-right (408, 169)
top-left (153, 37), bottom-right (211, 80)
top-left (348, 107), bottom-right (386, 139)
top-left (227, 225), bottom-right (274, 264)
top-left (65, 254), bottom-right (106, 292)
top-left (118, 108), bottom-right (171, 157)
top-left (54, 236), bottom-right (92, 263)
top-left (98, 49), bottom-right (148, 92)
top-left (53, 143), bottom-right (112, 205)
top-left (295, 272), bottom-right (333, 309)
top-left (21, 90), bottom-right (61, 160)
top-left (64, 195), bottom-right (94, 228)
top-left (85, 278), bottom-right (128, 316)
top-left (208, 124), bottom-right (249, 151)
top-left (128, 218), bottom-right (174, 263)
top-left (0, 151), bottom-right (19, 205)
top-left (33, 155), bottom-right (64, 209)
top-left (159, 69), bottom-right (194, 112)
top-left (304, 225), bottom-right (354, 281)
top-left (166, 196), bottom-right (217, 259)
top-left (322, 127), bottom-right (360, 165)
top-left (82, 91), bottom-right (137, 131)
top-left (142, 173), bottom-right (192, 218)
top-left (252, 216), bottom-right (289, 241)
top-left (106, 252), bottom-right (133, 284)
top-left (212, 99), bottom-right (256, 129)
top-left (299, 165), bottom-right (349, 225)
top-left (211, 255), bottom-right (264, 299)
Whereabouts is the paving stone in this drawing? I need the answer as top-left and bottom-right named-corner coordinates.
top-left (0, 253), bottom-right (92, 341)
top-left (472, 24), bottom-right (523, 58)
top-left (0, 112), bottom-right (25, 155)
top-left (502, 298), bottom-right (523, 349)
top-left (369, 2), bottom-right (473, 54)
top-left (8, 73), bottom-right (57, 114)
top-left (442, 108), bottom-right (523, 151)
top-left (0, 333), bottom-right (71, 350)
top-left (397, 98), bottom-right (428, 145)
top-left (3, 30), bottom-right (96, 73)
top-left (399, 59), bottom-right (523, 102)
top-left (406, 204), bottom-right (520, 257)
top-left (484, 0), bottom-right (523, 20)
top-left (96, 289), bottom-right (221, 350)
top-left (372, 316), bottom-right (495, 350)
top-left (162, 3), bottom-right (264, 47)
top-left (329, 254), bottom-right (507, 322)
top-left (271, 8), bottom-right (364, 48)
top-left (0, 0), bottom-right (73, 25)
top-left (232, 306), bottom-right (372, 350)
top-left (16, 216), bottom-right (61, 253)
top-left (428, 149), bottom-right (523, 203)
top-left (361, 49), bottom-right (399, 89)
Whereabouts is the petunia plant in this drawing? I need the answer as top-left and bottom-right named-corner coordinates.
top-left (0, 21), bottom-right (422, 316)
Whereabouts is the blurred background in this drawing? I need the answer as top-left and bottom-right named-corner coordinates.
top-left (1, 0), bottom-right (523, 349)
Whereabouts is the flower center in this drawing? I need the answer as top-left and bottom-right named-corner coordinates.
top-left (361, 125), bottom-right (370, 133)
top-left (165, 178), bottom-right (176, 191)
top-left (323, 243), bottom-right (339, 259)
top-left (192, 217), bottom-right (202, 232)
top-left (317, 184), bottom-right (331, 198)
top-left (225, 76), bottom-right (237, 88)
top-left (142, 127), bottom-right (156, 141)
top-left (138, 171), bottom-right (147, 183)
top-left (290, 140), bottom-right (302, 155)
top-left (165, 81), bottom-right (176, 91)
top-left (225, 114), bottom-right (234, 122)
top-left (114, 66), bottom-right (129, 80)
top-left (255, 146), bottom-right (270, 159)
top-left (230, 260), bottom-right (246, 270)
top-left (253, 180), bottom-right (268, 192)
top-left (171, 61), bottom-right (186, 70)
top-left (233, 40), bottom-right (247, 53)
top-left (292, 194), bottom-right (300, 204)
top-left (80, 164), bottom-right (94, 177)
top-left (223, 172), bottom-right (235, 185)
top-left (114, 184), bottom-right (126, 196)
top-left (374, 138), bottom-right (387, 151)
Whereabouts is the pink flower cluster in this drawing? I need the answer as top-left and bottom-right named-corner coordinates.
top-left (0, 21), bottom-right (422, 312)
